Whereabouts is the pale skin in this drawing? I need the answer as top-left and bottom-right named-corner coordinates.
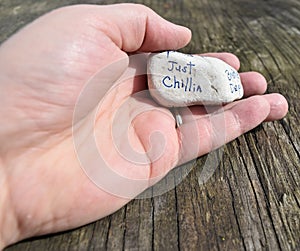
top-left (0, 4), bottom-right (288, 249)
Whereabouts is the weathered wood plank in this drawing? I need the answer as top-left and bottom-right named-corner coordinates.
top-left (2, 0), bottom-right (299, 250)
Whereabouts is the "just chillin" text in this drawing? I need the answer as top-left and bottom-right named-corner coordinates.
top-left (161, 60), bottom-right (202, 93)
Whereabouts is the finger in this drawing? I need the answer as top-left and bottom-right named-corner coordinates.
top-left (95, 4), bottom-right (192, 52)
top-left (176, 105), bottom-right (218, 125)
top-left (177, 95), bottom-right (271, 164)
top-left (218, 93), bottom-right (288, 121)
top-left (240, 72), bottom-right (268, 97)
top-left (178, 91), bottom-right (288, 128)
top-left (198, 54), bottom-right (268, 96)
top-left (200, 52), bottom-right (240, 70)
top-left (199, 54), bottom-right (268, 96)
top-left (173, 71), bottom-right (268, 124)
top-left (263, 93), bottom-right (288, 121)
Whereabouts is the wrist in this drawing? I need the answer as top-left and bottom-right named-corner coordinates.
top-left (0, 160), bottom-right (20, 250)
top-left (0, 239), bottom-right (4, 251)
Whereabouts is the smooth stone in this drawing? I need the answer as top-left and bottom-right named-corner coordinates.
top-left (147, 51), bottom-right (243, 107)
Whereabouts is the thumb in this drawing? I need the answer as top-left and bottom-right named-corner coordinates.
top-left (89, 3), bottom-right (192, 52)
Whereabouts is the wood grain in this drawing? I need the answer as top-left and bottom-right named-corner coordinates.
top-left (1, 0), bottom-right (299, 250)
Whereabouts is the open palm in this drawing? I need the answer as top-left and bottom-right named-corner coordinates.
top-left (0, 4), bottom-right (288, 248)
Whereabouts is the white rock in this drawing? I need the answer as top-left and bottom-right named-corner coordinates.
top-left (147, 51), bottom-right (243, 107)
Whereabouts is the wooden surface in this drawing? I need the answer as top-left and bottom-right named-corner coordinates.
top-left (1, 0), bottom-right (299, 250)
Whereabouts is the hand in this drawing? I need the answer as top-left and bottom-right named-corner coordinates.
top-left (0, 4), bottom-right (288, 248)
